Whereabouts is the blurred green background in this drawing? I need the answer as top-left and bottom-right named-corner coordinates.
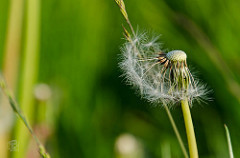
top-left (0, 0), bottom-right (240, 157)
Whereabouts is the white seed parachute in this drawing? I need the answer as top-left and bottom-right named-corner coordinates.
top-left (119, 32), bottom-right (209, 106)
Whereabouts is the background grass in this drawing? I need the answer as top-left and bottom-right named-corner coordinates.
top-left (0, 0), bottom-right (240, 157)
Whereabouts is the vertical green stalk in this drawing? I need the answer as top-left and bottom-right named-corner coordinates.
top-left (13, 0), bottom-right (40, 157)
top-left (164, 105), bottom-right (189, 158)
top-left (224, 124), bottom-right (234, 158)
top-left (3, 0), bottom-right (24, 90)
top-left (181, 99), bottom-right (198, 158)
top-left (0, 0), bottom-right (24, 157)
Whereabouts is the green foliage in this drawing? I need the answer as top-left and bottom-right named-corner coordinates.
top-left (0, 0), bottom-right (240, 157)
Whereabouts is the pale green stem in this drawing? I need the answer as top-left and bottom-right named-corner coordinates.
top-left (181, 99), bottom-right (198, 158)
top-left (224, 124), bottom-right (234, 158)
top-left (164, 105), bottom-right (189, 158)
top-left (0, 0), bottom-right (24, 156)
top-left (13, 0), bottom-right (41, 157)
top-left (3, 0), bottom-right (24, 90)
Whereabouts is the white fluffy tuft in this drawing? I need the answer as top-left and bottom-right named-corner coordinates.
top-left (119, 32), bottom-right (209, 106)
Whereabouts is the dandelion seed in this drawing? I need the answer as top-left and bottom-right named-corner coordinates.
top-left (120, 33), bottom-right (208, 106)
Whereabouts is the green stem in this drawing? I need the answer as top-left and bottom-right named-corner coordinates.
top-left (224, 124), bottom-right (234, 158)
top-left (13, 0), bottom-right (41, 157)
top-left (181, 99), bottom-right (198, 158)
top-left (0, 80), bottom-right (50, 158)
top-left (164, 105), bottom-right (189, 158)
top-left (0, 0), bottom-right (24, 156)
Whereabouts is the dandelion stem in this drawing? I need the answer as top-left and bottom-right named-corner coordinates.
top-left (164, 105), bottom-right (189, 158)
top-left (224, 124), bottom-right (234, 158)
top-left (181, 99), bottom-right (198, 158)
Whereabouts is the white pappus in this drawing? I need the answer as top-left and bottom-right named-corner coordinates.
top-left (119, 32), bottom-right (209, 106)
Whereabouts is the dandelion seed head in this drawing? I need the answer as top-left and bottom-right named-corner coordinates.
top-left (166, 50), bottom-right (187, 62)
top-left (119, 32), bottom-right (209, 106)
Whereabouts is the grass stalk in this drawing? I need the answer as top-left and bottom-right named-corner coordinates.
top-left (0, 0), bottom-right (24, 157)
top-left (13, 0), bottom-right (41, 157)
top-left (181, 99), bottom-right (198, 158)
top-left (3, 0), bottom-right (24, 90)
top-left (164, 105), bottom-right (189, 158)
top-left (0, 80), bottom-right (50, 158)
top-left (224, 124), bottom-right (234, 158)
top-left (115, 0), bottom-right (135, 36)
